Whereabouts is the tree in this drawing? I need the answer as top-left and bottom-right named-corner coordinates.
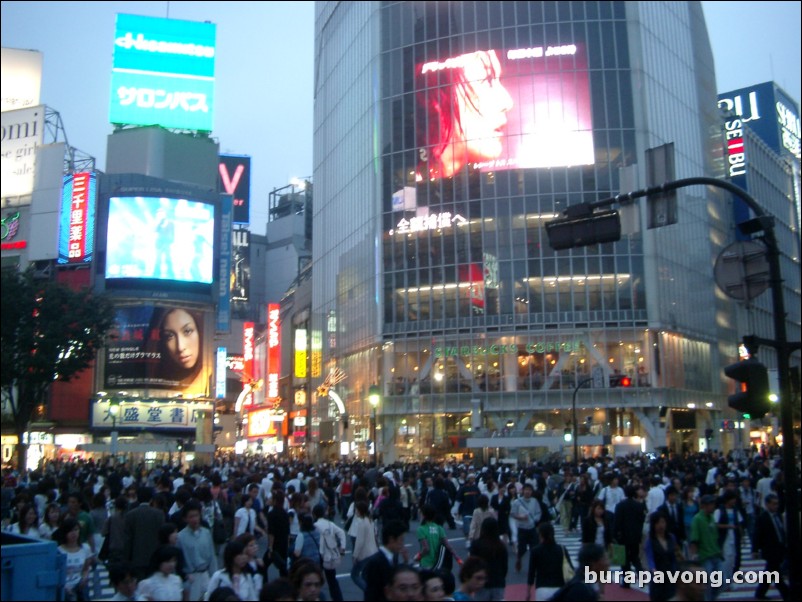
top-left (1, 267), bottom-right (116, 474)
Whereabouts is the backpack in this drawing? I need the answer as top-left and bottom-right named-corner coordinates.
top-left (319, 524), bottom-right (342, 570)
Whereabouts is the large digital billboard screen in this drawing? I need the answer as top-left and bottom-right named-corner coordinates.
top-left (105, 196), bottom-right (215, 284)
top-left (104, 304), bottom-right (209, 394)
top-left (415, 44), bottom-right (594, 180)
top-left (109, 13), bottom-right (216, 131)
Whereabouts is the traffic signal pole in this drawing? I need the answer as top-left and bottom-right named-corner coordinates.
top-left (584, 176), bottom-right (800, 599)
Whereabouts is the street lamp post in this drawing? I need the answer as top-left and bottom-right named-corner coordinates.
top-left (369, 385), bottom-right (380, 465)
top-left (109, 398), bottom-right (120, 460)
top-left (572, 377), bottom-right (593, 466)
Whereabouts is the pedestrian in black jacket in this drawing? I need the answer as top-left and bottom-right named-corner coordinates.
top-left (657, 486), bottom-right (685, 544)
top-left (752, 494), bottom-right (790, 600)
top-left (614, 486), bottom-right (646, 586)
top-left (361, 519), bottom-right (407, 602)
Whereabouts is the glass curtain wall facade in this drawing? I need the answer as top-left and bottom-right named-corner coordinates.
top-left (312, 1), bottom-right (737, 463)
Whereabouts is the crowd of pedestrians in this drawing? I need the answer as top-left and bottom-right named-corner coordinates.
top-left (0, 442), bottom-right (794, 601)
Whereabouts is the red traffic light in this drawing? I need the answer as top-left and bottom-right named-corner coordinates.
top-left (620, 376), bottom-right (632, 387)
top-left (609, 374), bottom-right (633, 388)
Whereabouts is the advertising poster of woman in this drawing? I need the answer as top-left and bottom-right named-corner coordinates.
top-left (104, 305), bottom-right (209, 395)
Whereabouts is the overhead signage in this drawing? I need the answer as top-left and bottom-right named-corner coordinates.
top-left (295, 328), bottom-right (307, 379)
top-left (434, 340), bottom-right (584, 358)
top-left (58, 172), bottom-right (97, 264)
top-left (216, 193), bottom-right (232, 332)
top-left (390, 212), bottom-right (468, 235)
top-left (216, 347), bottom-right (227, 399)
top-left (243, 322), bottom-right (255, 379)
top-left (231, 229), bottom-right (250, 304)
top-left (109, 13), bottom-right (217, 131)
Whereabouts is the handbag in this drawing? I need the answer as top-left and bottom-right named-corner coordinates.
top-left (433, 542), bottom-right (453, 571)
top-left (212, 501), bottom-right (228, 544)
top-left (561, 545), bottom-right (575, 582)
top-left (610, 542), bottom-right (626, 566)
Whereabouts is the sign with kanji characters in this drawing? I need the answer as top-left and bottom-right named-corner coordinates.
top-left (58, 171), bottom-right (97, 264)
top-left (92, 399), bottom-right (213, 431)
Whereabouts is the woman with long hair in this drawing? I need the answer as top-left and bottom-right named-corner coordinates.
top-left (581, 499), bottom-right (613, 549)
top-left (6, 502), bottom-right (40, 537)
top-left (206, 540), bottom-right (260, 601)
top-left (526, 522), bottom-right (575, 602)
top-left (349, 500), bottom-right (378, 592)
top-left (56, 517), bottom-right (94, 601)
top-left (138, 545), bottom-right (184, 601)
top-left (467, 495), bottom-right (497, 543)
top-left (235, 532), bottom-right (265, 594)
top-left (468, 517), bottom-right (508, 601)
top-left (39, 501), bottom-right (62, 540)
top-left (644, 512), bottom-right (681, 601)
top-left (306, 477), bottom-right (327, 513)
top-left (149, 306), bottom-right (205, 390)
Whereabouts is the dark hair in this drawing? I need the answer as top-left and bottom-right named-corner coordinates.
top-left (183, 500), bottom-right (203, 517)
top-left (290, 557), bottom-right (324, 591)
top-left (355, 500), bottom-right (371, 518)
top-left (381, 519), bottom-right (407, 545)
top-left (150, 545), bottom-right (180, 573)
top-left (312, 504), bottom-right (326, 520)
top-left (578, 543), bottom-right (607, 568)
top-left (420, 503), bottom-right (436, 523)
top-left (223, 540), bottom-right (247, 574)
top-left (476, 494), bottom-right (489, 511)
top-left (299, 513), bottom-right (316, 532)
top-left (236, 532), bottom-right (256, 548)
top-left (158, 522), bottom-right (178, 545)
top-left (649, 511), bottom-right (668, 540)
top-left (208, 586), bottom-right (240, 601)
top-left (260, 577), bottom-right (295, 602)
top-left (538, 521), bottom-right (555, 544)
top-left (386, 564), bottom-right (421, 592)
top-left (108, 562), bottom-right (137, 588)
top-left (55, 516), bottom-right (80, 545)
top-left (16, 503), bottom-right (38, 532)
top-left (589, 499), bottom-right (605, 517)
top-left (152, 306), bottom-right (203, 384)
top-left (459, 556), bottom-right (488, 583)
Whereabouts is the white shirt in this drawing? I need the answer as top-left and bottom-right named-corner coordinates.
top-left (646, 486), bottom-right (665, 515)
top-left (234, 507), bottom-right (257, 537)
top-left (599, 486), bottom-right (625, 514)
top-left (587, 466), bottom-right (598, 483)
top-left (138, 572), bottom-right (183, 601)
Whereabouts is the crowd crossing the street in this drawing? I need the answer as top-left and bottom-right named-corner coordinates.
top-left (1, 446), bottom-right (795, 601)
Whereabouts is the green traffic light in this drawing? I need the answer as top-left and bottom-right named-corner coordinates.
top-left (743, 413), bottom-right (751, 420)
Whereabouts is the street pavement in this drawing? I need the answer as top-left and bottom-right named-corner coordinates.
top-left (94, 515), bottom-right (781, 601)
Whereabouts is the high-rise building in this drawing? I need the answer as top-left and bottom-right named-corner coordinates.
top-left (309, 1), bottom-right (791, 463)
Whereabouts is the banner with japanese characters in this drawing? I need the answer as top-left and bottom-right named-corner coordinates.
top-left (104, 305), bottom-right (209, 395)
top-left (92, 399), bottom-right (213, 431)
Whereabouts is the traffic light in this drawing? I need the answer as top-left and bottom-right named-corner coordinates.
top-left (723, 357), bottom-right (771, 419)
top-left (545, 209), bottom-right (622, 250)
top-left (609, 374), bottom-right (632, 388)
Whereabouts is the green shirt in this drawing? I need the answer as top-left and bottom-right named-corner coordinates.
top-left (416, 521), bottom-right (446, 569)
top-left (689, 510), bottom-right (721, 561)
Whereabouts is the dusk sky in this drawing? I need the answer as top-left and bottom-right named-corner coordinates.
top-left (2, 1), bottom-right (799, 232)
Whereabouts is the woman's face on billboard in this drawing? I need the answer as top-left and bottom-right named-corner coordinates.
top-left (455, 50), bottom-right (513, 163)
top-left (162, 309), bottom-right (199, 370)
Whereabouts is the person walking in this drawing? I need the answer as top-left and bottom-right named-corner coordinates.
top-left (511, 483), bottom-right (541, 573)
top-left (525, 522), bottom-right (574, 602)
top-left (614, 485), bottom-right (647, 586)
top-left (469, 517), bottom-right (508, 602)
top-left (689, 494), bottom-right (723, 601)
top-left (177, 501), bottom-right (218, 602)
top-left (350, 500), bottom-right (378, 592)
top-left (466, 494), bottom-right (497, 544)
top-left (644, 512), bottom-right (680, 601)
top-left (313, 504), bottom-right (346, 602)
top-left (123, 486), bottom-right (165, 580)
top-left (752, 493), bottom-right (789, 600)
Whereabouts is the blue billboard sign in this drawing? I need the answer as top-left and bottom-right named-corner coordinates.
top-left (109, 13), bottom-right (216, 131)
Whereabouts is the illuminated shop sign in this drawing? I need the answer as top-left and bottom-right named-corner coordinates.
top-left (109, 13), bottom-right (216, 131)
top-left (414, 43), bottom-right (593, 182)
top-left (243, 322), bottom-right (254, 378)
top-left (216, 347), bottom-right (227, 399)
top-left (218, 155), bottom-right (251, 224)
top-left (390, 212), bottom-right (467, 235)
top-left (267, 304), bottom-right (281, 399)
top-left (777, 99), bottom-right (801, 159)
top-left (247, 408), bottom-right (280, 438)
top-left (434, 340), bottom-right (584, 358)
top-left (92, 399), bottom-right (213, 431)
top-left (231, 229), bottom-right (250, 303)
top-left (227, 354), bottom-right (244, 371)
top-left (1, 211), bottom-right (24, 250)
top-left (295, 328), bottom-right (307, 379)
top-left (311, 330), bottom-right (322, 378)
top-left (58, 171), bottom-right (97, 264)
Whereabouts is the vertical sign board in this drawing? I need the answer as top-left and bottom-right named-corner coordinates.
top-left (109, 14), bottom-right (216, 131)
top-left (216, 193), bottom-right (232, 333)
top-left (58, 172), bottom-right (97, 264)
top-left (218, 155), bottom-right (251, 225)
top-left (243, 321), bottom-right (255, 379)
top-left (231, 229), bottom-right (250, 305)
top-left (295, 328), bottom-right (307, 379)
top-left (267, 304), bottom-right (281, 401)
top-left (216, 347), bottom-right (227, 399)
